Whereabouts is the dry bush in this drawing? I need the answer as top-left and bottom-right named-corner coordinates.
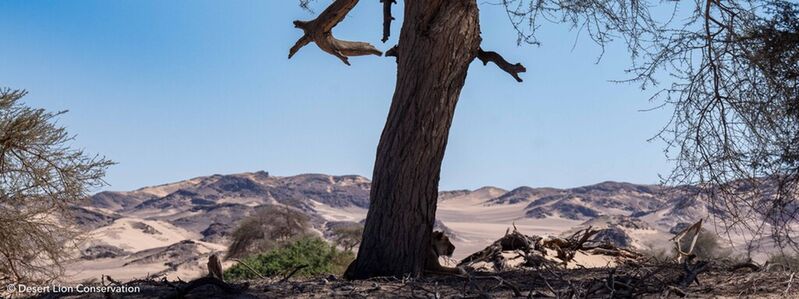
top-left (331, 223), bottom-right (363, 253)
top-left (226, 205), bottom-right (311, 259)
top-left (0, 88), bottom-right (113, 283)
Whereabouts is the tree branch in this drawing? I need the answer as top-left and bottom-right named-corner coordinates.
top-left (381, 0), bottom-right (396, 43)
top-left (385, 44), bottom-right (399, 62)
top-left (476, 48), bottom-right (526, 82)
top-left (289, 0), bottom-right (382, 65)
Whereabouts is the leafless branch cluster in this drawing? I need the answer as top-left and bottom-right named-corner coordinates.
top-left (503, 0), bottom-right (799, 251)
top-left (0, 88), bottom-right (113, 283)
top-left (331, 223), bottom-right (364, 253)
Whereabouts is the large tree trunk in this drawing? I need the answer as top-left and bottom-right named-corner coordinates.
top-left (344, 0), bottom-right (481, 279)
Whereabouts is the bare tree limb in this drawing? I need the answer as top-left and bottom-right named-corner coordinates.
top-left (230, 258), bottom-right (266, 279)
top-left (289, 0), bottom-right (382, 65)
top-left (381, 0), bottom-right (396, 43)
top-left (279, 264), bottom-right (309, 283)
top-left (476, 48), bottom-right (526, 82)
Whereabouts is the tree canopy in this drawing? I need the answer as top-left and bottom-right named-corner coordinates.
top-left (0, 89), bottom-right (113, 283)
top-left (505, 0), bottom-right (799, 250)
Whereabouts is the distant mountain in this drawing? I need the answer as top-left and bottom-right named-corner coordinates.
top-left (485, 186), bottom-right (561, 205)
top-left (81, 173), bottom-right (718, 248)
top-left (637, 185), bottom-right (727, 232)
top-left (474, 181), bottom-right (672, 221)
top-left (439, 186), bottom-right (507, 202)
top-left (90, 191), bottom-right (157, 211)
top-left (66, 171), bottom-right (729, 282)
top-left (93, 171), bottom-right (370, 213)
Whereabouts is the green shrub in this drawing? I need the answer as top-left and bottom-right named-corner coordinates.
top-left (224, 236), bottom-right (354, 280)
top-left (226, 205), bottom-right (311, 259)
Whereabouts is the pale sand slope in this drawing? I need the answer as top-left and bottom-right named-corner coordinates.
top-left (64, 217), bottom-right (228, 283)
top-left (435, 190), bottom-right (582, 259)
top-left (311, 187), bottom-right (582, 260)
top-left (85, 218), bottom-right (201, 252)
top-left (65, 240), bottom-right (231, 283)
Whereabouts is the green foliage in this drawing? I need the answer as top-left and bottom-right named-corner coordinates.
top-left (226, 205), bottom-right (310, 259)
top-left (224, 236), bottom-right (354, 281)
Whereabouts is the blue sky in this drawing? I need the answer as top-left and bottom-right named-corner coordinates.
top-left (0, 0), bottom-right (674, 192)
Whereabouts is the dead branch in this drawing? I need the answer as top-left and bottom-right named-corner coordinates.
top-left (571, 226), bottom-right (600, 250)
top-left (385, 45), bottom-right (399, 62)
top-left (279, 264), bottom-right (309, 283)
top-left (476, 48), bottom-right (526, 82)
top-left (469, 275), bottom-right (524, 297)
top-left (458, 225), bottom-right (635, 272)
top-left (289, 0), bottom-right (382, 65)
top-left (458, 227), bottom-right (542, 270)
top-left (166, 277), bottom-right (244, 299)
top-left (380, 0), bottom-right (396, 42)
top-left (230, 258), bottom-right (267, 279)
top-left (730, 261), bottom-right (761, 272)
top-left (679, 258), bottom-right (709, 287)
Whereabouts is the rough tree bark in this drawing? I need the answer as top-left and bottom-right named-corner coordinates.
top-left (289, 0), bottom-right (524, 279)
top-left (343, 0), bottom-right (482, 279)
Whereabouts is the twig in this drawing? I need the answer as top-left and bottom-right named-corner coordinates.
top-left (231, 258), bottom-right (267, 279)
top-left (279, 264), bottom-right (309, 283)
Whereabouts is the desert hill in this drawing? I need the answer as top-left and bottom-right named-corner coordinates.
top-left (63, 171), bottom-right (740, 283)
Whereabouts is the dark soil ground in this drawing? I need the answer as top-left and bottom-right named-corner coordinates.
top-left (28, 264), bottom-right (799, 298)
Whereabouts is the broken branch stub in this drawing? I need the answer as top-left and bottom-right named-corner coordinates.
top-left (289, 0), bottom-right (382, 65)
